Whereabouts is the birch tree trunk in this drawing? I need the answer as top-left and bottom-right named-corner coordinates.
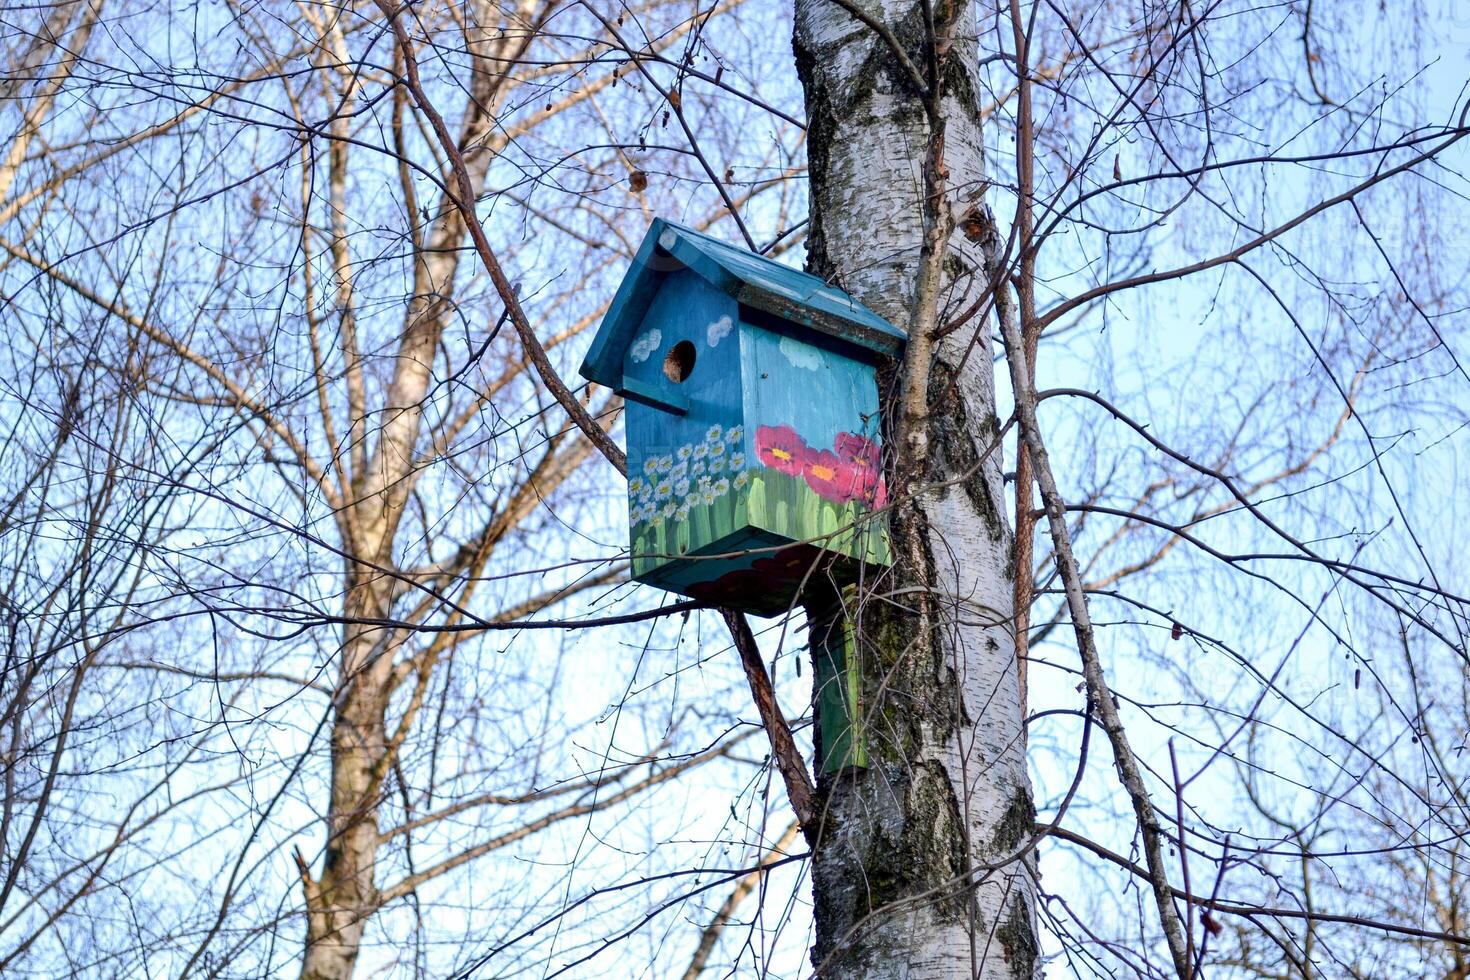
top-left (794, 2), bottom-right (1041, 976)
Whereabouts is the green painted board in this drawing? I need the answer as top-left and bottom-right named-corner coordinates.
top-left (808, 597), bottom-right (866, 773)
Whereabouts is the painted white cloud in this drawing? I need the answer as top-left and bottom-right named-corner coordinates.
top-left (779, 333), bottom-right (826, 371)
top-left (630, 328), bottom-right (662, 363)
top-left (706, 314), bottom-right (733, 347)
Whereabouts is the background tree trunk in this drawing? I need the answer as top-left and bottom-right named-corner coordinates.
top-left (795, 2), bottom-right (1040, 977)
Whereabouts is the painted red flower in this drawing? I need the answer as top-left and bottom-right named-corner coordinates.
top-left (833, 431), bottom-right (887, 508)
top-left (834, 432), bottom-right (881, 470)
top-left (686, 547), bottom-right (819, 607)
top-left (755, 424), bottom-right (809, 476)
top-left (869, 478), bottom-right (888, 510)
top-left (688, 568), bottom-right (767, 606)
top-left (802, 448), bottom-right (864, 504)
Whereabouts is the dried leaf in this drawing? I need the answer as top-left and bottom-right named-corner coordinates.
top-left (629, 170), bottom-right (648, 193)
top-left (960, 206), bottom-right (986, 242)
top-left (667, 89), bottom-right (682, 110)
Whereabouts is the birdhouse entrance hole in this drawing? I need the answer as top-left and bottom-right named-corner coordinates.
top-left (663, 340), bottom-right (696, 383)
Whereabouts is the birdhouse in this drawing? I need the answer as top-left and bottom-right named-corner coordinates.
top-left (580, 219), bottom-right (904, 616)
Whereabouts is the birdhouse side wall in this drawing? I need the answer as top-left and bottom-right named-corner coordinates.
top-left (661, 322), bottom-right (892, 611)
top-left (736, 323), bottom-right (891, 569)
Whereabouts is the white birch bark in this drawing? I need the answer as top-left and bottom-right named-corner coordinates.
top-left (794, 1), bottom-right (1041, 976)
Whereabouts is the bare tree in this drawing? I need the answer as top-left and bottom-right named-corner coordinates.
top-left (0, 0), bottom-right (1467, 977)
top-left (3, 0), bottom-right (791, 975)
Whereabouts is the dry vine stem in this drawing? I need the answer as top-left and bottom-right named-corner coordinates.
top-left (998, 308), bottom-right (1193, 976)
top-left (1005, 0), bottom-right (1040, 709)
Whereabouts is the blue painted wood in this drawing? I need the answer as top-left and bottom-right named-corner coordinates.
top-left (581, 226), bottom-right (667, 389)
top-left (620, 374), bottom-right (688, 414)
top-left (738, 324), bottom-right (880, 463)
top-left (658, 225), bottom-right (906, 354)
top-left (583, 219), bottom-right (901, 615)
top-left (580, 219), bottom-right (905, 391)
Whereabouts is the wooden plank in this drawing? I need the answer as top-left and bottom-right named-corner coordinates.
top-left (620, 374), bottom-right (688, 414)
top-left (808, 595), bottom-right (866, 773)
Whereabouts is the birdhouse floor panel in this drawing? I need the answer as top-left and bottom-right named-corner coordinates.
top-left (638, 529), bottom-right (863, 618)
top-left (629, 463), bottom-right (890, 616)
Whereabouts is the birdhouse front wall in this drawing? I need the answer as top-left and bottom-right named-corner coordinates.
top-left (622, 283), bottom-right (891, 614)
top-left (622, 270), bottom-right (749, 582)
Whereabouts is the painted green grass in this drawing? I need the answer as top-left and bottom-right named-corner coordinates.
top-left (631, 468), bottom-right (889, 577)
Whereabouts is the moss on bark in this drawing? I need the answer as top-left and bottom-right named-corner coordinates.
top-left (795, 0), bottom-right (1041, 973)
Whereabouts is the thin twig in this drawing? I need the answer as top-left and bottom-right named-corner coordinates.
top-left (723, 610), bottom-right (818, 843)
top-left (999, 296), bottom-right (1192, 976)
top-left (680, 820), bottom-right (802, 979)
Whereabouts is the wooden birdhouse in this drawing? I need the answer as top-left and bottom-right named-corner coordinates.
top-left (580, 219), bottom-right (904, 617)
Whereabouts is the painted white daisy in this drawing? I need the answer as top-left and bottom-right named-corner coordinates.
top-left (733, 470), bottom-right (751, 490)
top-left (706, 423), bottom-right (723, 443)
top-left (643, 458), bottom-right (659, 477)
top-left (629, 476), bottom-right (644, 494)
top-left (713, 478), bottom-right (730, 497)
top-left (726, 425), bottom-right (743, 443)
top-left (676, 501), bottom-right (692, 520)
top-left (701, 486), bottom-right (717, 505)
top-left (639, 484), bottom-right (654, 504)
top-left (692, 443), bottom-right (708, 461)
top-left (676, 444), bottom-right (693, 461)
top-left (650, 514), bottom-right (664, 528)
top-left (674, 478), bottom-right (691, 497)
top-left (655, 480), bottom-right (673, 500)
top-left (661, 500), bottom-right (677, 518)
top-left (729, 452), bottom-right (746, 470)
top-left (691, 459), bottom-right (707, 476)
top-left (709, 440), bottom-right (726, 457)
top-left (670, 461), bottom-right (688, 482)
top-left (656, 454), bottom-right (673, 473)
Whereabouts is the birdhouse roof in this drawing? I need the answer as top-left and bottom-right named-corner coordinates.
top-left (580, 219), bottom-right (905, 389)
